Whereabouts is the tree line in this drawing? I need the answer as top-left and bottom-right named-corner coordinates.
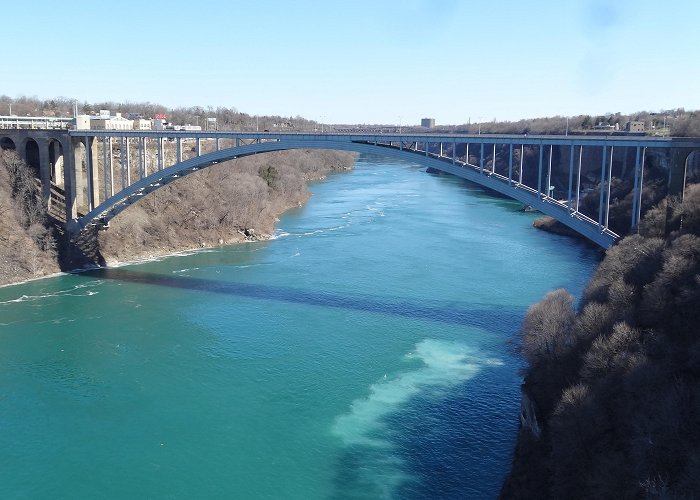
top-left (0, 95), bottom-right (320, 131)
top-left (2, 94), bottom-right (700, 136)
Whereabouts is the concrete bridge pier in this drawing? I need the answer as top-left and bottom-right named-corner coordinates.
top-left (50, 140), bottom-right (64, 188)
top-left (37, 139), bottom-right (52, 206)
top-left (666, 147), bottom-right (697, 236)
top-left (68, 136), bottom-right (100, 217)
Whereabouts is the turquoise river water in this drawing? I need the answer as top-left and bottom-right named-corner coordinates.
top-left (0, 154), bottom-right (600, 499)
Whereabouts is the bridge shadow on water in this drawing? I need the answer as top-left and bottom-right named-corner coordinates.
top-left (82, 268), bottom-right (527, 331)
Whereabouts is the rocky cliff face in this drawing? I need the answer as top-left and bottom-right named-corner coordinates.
top-left (0, 151), bottom-right (60, 286)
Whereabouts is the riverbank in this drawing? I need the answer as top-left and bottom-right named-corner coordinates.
top-left (0, 149), bottom-right (355, 286)
top-left (531, 216), bottom-right (597, 246)
top-left (97, 149), bottom-right (355, 265)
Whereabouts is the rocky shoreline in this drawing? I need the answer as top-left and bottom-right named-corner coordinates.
top-left (0, 149), bottom-right (356, 287)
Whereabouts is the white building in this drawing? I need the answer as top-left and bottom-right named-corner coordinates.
top-left (91, 112), bottom-right (133, 130)
top-left (133, 119), bottom-right (151, 130)
top-left (74, 115), bottom-right (92, 130)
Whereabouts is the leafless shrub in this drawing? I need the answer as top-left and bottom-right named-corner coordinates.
top-left (583, 234), bottom-right (665, 306)
top-left (581, 322), bottom-right (642, 381)
top-left (521, 289), bottom-right (576, 366)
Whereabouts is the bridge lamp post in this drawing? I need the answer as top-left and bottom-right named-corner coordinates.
top-left (566, 117), bottom-right (569, 136)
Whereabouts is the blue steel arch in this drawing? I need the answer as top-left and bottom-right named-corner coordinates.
top-left (77, 139), bottom-right (618, 248)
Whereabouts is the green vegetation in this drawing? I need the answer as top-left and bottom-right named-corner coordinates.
top-left (501, 183), bottom-right (700, 499)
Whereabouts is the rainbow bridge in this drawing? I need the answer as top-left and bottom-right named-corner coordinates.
top-left (1, 129), bottom-right (699, 248)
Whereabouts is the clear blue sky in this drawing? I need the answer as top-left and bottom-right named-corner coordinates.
top-left (3, 0), bottom-right (699, 125)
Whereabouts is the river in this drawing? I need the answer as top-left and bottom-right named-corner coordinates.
top-left (0, 154), bottom-right (599, 499)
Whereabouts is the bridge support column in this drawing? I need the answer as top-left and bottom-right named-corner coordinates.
top-left (125, 138), bottom-right (132, 183)
top-left (508, 144), bottom-right (513, 186)
top-left (567, 145), bottom-right (574, 211)
top-left (479, 143), bottom-right (484, 174)
top-left (665, 147), bottom-right (695, 236)
top-left (176, 137), bottom-right (182, 163)
top-left (598, 145), bottom-right (608, 227)
top-left (631, 146), bottom-right (642, 231)
top-left (537, 145), bottom-right (543, 196)
top-left (196, 138), bottom-right (201, 156)
top-left (68, 137), bottom-right (85, 217)
top-left (157, 137), bottom-right (163, 171)
top-left (519, 145), bottom-right (524, 185)
top-left (120, 137), bottom-right (125, 190)
top-left (83, 136), bottom-right (100, 211)
top-left (546, 145), bottom-right (553, 199)
top-left (62, 139), bottom-right (76, 220)
top-left (38, 139), bottom-right (51, 208)
top-left (51, 140), bottom-right (64, 189)
top-left (139, 137), bottom-right (145, 178)
top-left (109, 137), bottom-right (114, 196)
top-left (102, 137), bottom-right (109, 201)
top-left (575, 146), bottom-right (583, 213)
top-left (604, 146), bottom-right (614, 229)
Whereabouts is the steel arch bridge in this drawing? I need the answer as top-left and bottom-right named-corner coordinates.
top-left (3, 129), bottom-right (699, 248)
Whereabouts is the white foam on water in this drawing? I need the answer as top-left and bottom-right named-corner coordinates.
top-left (108, 248), bottom-right (219, 268)
top-left (172, 267), bottom-right (200, 274)
top-left (331, 338), bottom-right (502, 496)
top-left (333, 339), bottom-right (488, 446)
top-left (0, 281), bottom-right (103, 305)
top-left (272, 223), bottom-right (350, 240)
top-left (270, 230), bottom-right (290, 240)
